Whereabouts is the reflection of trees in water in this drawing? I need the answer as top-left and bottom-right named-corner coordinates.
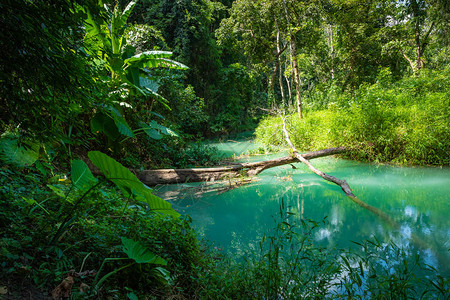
top-left (154, 160), bottom-right (450, 275)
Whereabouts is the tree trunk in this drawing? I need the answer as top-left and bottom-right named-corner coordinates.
top-left (327, 24), bottom-right (335, 80)
top-left (294, 52), bottom-right (303, 119)
top-left (287, 53), bottom-right (293, 110)
top-left (283, 0), bottom-right (302, 120)
top-left (131, 147), bottom-right (346, 186)
top-left (415, 23), bottom-right (422, 70)
top-left (268, 60), bottom-right (279, 106)
top-left (409, 0), bottom-right (435, 72)
top-left (277, 30), bottom-right (286, 107)
top-left (402, 51), bottom-right (416, 72)
top-left (269, 20), bottom-right (287, 108)
top-left (284, 59), bottom-right (292, 109)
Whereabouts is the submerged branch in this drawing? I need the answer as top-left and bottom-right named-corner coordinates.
top-left (279, 117), bottom-right (448, 265)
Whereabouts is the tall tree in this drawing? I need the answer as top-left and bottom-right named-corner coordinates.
top-left (218, 0), bottom-right (323, 118)
top-left (396, 0), bottom-right (447, 72)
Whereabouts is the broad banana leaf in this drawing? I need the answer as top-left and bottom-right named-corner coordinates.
top-left (124, 51), bottom-right (188, 70)
top-left (113, 1), bottom-right (138, 37)
top-left (79, 4), bottom-right (111, 59)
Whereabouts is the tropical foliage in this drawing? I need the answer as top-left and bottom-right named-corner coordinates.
top-left (0, 0), bottom-right (448, 297)
top-left (255, 68), bottom-right (450, 165)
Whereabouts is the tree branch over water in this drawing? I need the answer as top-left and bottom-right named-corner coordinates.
top-left (281, 116), bottom-right (355, 197)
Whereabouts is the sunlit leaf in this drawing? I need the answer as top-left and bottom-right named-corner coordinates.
top-left (124, 51), bottom-right (188, 70)
top-left (88, 151), bottom-right (179, 216)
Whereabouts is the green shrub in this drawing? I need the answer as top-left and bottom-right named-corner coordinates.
top-left (0, 158), bottom-right (208, 298)
top-left (255, 69), bottom-right (450, 166)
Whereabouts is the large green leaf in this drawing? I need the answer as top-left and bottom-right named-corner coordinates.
top-left (149, 120), bottom-right (179, 137)
top-left (71, 160), bottom-right (97, 191)
top-left (0, 135), bottom-right (39, 167)
top-left (131, 76), bottom-right (171, 110)
top-left (91, 108), bottom-right (134, 139)
top-left (91, 112), bottom-right (120, 141)
top-left (121, 237), bottom-right (167, 265)
top-left (126, 64), bottom-right (140, 86)
top-left (143, 128), bottom-right (162, 140)
top-left (79, 4), bottom-right (111, 58)
top-left (142, 58), bottom-right (189, 70)
top-left (126, 50), bottom-right (173, 61)
top-left (124, 51), bottom-right (188, 70)
top-left (111, 1), bottom-right (138, 55)
top-left (88, 151), bottom-right (179, 216)
top-left (139, 76), bottom-right (160, 93)
top-left (139, 121), bottom-right (178, 140)
top-left (119, 1), bottom-right (138, 31)
top-left (108, 107), bottom-right (135, 138)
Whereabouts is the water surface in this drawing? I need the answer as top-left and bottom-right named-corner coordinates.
top-left (155, 140), bottom-right (450, 275)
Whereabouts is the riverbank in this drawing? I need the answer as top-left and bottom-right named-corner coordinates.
top-left (2, 147), bottom-right (449, 298)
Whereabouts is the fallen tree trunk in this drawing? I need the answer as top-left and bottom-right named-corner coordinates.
top-left (135, 147), bottom-right (346, 186)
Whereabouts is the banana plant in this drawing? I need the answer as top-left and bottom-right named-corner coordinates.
top-left (78, 0), bottom-right (187, 144)
top-left (79, 0), bottom-right (187, 97)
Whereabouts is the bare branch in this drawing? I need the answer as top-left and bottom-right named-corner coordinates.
top-left (281, 116), bottom-right (355, 196)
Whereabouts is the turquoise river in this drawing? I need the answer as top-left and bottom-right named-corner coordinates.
top-left (155, 139), bottom-right (450, 276)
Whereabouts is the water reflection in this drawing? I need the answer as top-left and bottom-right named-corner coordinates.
top-left (154, 157), bottom-right (450, 276)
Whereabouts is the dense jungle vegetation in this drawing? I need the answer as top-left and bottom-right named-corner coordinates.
top-left (0, 0), bottom-right (449, 298)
